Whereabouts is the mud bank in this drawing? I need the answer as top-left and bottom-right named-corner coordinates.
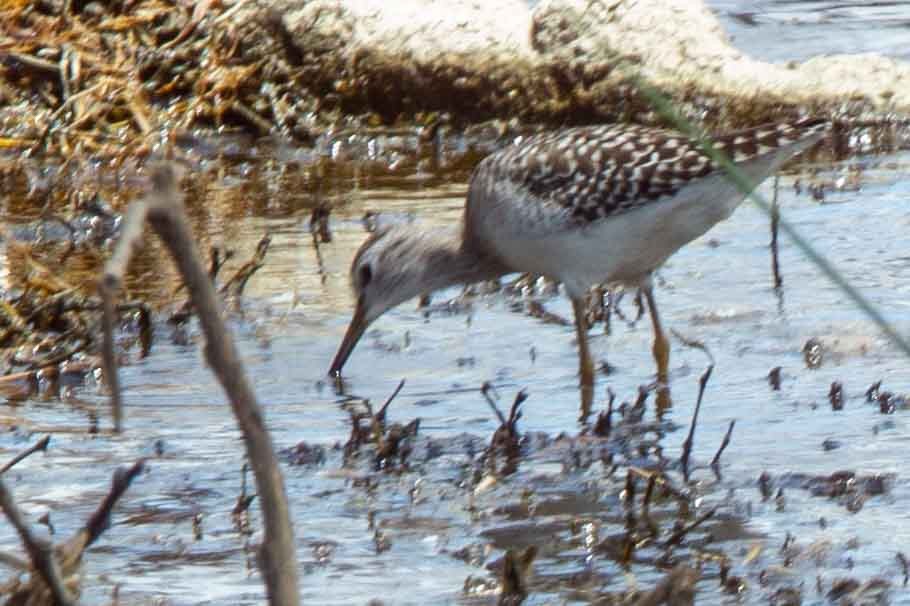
top-left (268, 0), bottom-right (910, 125)
top-left (3, 0), bottom-right (909, 160)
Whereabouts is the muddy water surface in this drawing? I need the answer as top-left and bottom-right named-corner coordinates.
top-left (1, 139), bottom-right (909, 604)
top-left (2, 4), bottom-right (910, 602)
top-left (709, 0), bottom-right (910, 62)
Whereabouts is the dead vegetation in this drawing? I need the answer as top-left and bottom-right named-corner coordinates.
top-left (3, 0), bottom-right (907, 167)
top-left (0, 220), bottom-right (152, 411)
top-left (0, 435), bottom-right (142, 605)
top-left (0, 191), bottom-right (270, 426)
top-left (0, 163), bottom-right (296, 604)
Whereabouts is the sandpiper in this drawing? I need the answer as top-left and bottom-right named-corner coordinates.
top-left (329, 118), bottom-right (827, 412)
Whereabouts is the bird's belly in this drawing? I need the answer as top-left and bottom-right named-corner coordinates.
top-left (493, 218), bottom-right (669, 295)
top-left (488, 176), bottom-right (746, 297)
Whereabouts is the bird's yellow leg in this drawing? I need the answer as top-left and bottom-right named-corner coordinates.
top-left (643, 285), bottom-right (672, 409)
top-left (571, 297), bottom-right (595, 419)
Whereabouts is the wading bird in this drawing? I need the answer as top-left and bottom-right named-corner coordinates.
top-left (329, 119), bottom-right (827, 413)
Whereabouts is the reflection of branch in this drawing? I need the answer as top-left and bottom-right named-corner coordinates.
top-left (101, 164), bottom-right (300, 605)
top-left (0, 478), bottom-right (75, 606)
top-left (309, 203), bottom-right (331, 285)
top-left (101, 188), bottom-right (153, 432)
top-left (0, 435), bottom-right (50, 475)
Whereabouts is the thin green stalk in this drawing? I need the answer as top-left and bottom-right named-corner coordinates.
top-left (633, 77), bottom-right (910, 359)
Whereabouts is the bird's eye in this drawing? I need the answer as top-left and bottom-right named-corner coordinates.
top-left (358, 263), bottom-right (373, 288)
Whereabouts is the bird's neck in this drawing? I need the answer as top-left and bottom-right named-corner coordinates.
top-left (417, 226), bottom-right (508, 293)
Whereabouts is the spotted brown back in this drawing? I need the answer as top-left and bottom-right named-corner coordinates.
top-left (478, 119), bottom-right (827, 223)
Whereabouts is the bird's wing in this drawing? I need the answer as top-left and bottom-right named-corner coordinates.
top-left (472, 119), bottom-right (826, 225)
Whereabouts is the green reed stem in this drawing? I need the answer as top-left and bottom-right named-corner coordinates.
top-left (634, 77), bottom-right (910, 359)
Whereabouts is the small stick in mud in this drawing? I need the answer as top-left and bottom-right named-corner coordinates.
top-left (482, 387), bottom-right (526, 432)
top-left (208, 246), bottom-right (234, 282)
top-left (221, 234), bottom-right (272, 298)
top-left (768, 366), bottom-right (782, 391)
top-left (376, 378), bottom-right (406, 426)
top-left (664, 507), bottom-right (717, 548)
top-left (498, 546), bottom-right (537, 604)
top-left (710, 420), bottom-right (736, 479)
top-left (365, 383), bottom-right (419, 471)
top-left (0, 435), bottom-right (51, 475)
top-left (829, 381), bottom-right (845, 410)
top-left (680, 365), bottom-right (714, 482)
top-left (233, 463), bottom-right (256, 517)
top-left (896, 552), bottom-right (909, 586)
top-left (481, 383), bottom-right (527, 475)
top-left (866, 380), bottom-right (882, 402)
top-left (758, 472), bottom-right (773, 501)
top-left (770, 175), bottom-right (783, 289)
top-left (481, 382), bottom-right (505, 424)
top-left (493, 392), bottom-right (527, 449)
top-left (623, 469), bottom-right (637, 509)
top-left (640, 472), bottom-right (659, 537)
top-left (592, 387), bottom-right (615, 437)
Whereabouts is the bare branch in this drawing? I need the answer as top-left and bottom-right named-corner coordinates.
top-left (142, 164), bottom-right (299, 606)
top-left (83, 460), bottom-right (145, 549)
top-left (0, 435), bottom-right (51, 475)
top-left (710, 420), bottom-right (736, 478)
top-left (376, 379), bottom-right (406, 423)
top-left (0, 478), bottom-right (75, 606)
top-left (634, 563), bottom-right (700, 606)
top-left (680, 365), bottom-right (714, 482)
top-left (100, 192), bottom-right (154, 433)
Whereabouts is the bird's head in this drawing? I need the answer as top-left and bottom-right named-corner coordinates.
top-left (328, 224), bottom-right (442, 376)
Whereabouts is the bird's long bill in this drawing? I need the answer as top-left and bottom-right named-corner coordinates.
top-left (328, 299), bottom-right (369, 376)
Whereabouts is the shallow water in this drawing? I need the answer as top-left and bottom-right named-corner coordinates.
top-left (709, 0), bottom-right (910, 62)
top-left (2, 140), bottom-right (909, 604)
top-left (2, 4), bottom-right (910, 604)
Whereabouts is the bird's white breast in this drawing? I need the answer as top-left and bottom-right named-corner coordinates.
top-left (472, 167), bottom-right (769, 298)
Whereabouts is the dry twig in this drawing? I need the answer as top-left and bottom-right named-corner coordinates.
top-left (100, 164), bottom-right (299, 605)
top-left (710, 420), bottom-right (736, 478)
top-left (0, 435), bottom-right (51, 475)
top-left (770, 175), bottom-right (783, 289)
top-left (680, 365), bottom-right (713, 482)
